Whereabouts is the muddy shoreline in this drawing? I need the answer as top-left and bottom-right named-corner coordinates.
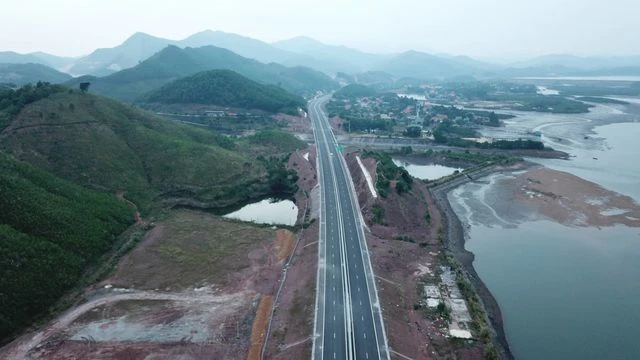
top-left (430, 162), bottom-right (533, 360)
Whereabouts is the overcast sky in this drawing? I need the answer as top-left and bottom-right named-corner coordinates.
top-left (2, 0), bottom-right (639, 59)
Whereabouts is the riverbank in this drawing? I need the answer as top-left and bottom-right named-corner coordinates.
top-left (430, 162), bottom-right (533, 360)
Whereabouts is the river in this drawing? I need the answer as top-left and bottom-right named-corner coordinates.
top-left (446, 100), bottom-right (640, 359)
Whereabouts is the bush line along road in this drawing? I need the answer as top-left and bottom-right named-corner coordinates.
top-left (310, 95), bottom-right (389, 360)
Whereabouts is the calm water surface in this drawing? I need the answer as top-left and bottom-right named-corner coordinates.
top-left (451, 102), bottom-right (640, 359)
top-left (223, 199), bottom-right (298, 226)
top-left (393, 159), bottom-right (462, 180)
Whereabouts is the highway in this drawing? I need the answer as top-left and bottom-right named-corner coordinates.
top-left (310, 96), bottom-right (389, 360)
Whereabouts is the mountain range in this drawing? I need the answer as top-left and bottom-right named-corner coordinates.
top-left (2, 30), bottom-right (640, 86)
top-left (64, 45), bottom-right (337, 101)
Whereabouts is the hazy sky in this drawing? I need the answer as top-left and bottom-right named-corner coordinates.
top-left (2, 0), bottom-right (639, 59)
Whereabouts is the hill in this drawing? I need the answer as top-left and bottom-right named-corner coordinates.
top-left (65, 45), bottom-right (337, 101)
top-left (0, 83), bottom-right (305, 212)
top-left (334, 83), bottom-right (377, 98)
top-left (142, 69), bottom-right (305, 114)
top-left (374, 50), bottom-right (488, 79)
top-left (0, 152), bottom-right (133, 341)
top-left (354, 71), bottom-right (395, 87)
top-left (0, 83), bottom-right (306, 341)
top-left (273, 36), bottom-right (387, 73)
top-left (0, 51), bottom-right (74, 70)
top-left (0, 63), bottom-right (72, 85)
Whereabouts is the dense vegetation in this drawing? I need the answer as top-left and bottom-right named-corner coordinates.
top-left (65, 45), bottom-right (337, 101)
top-left (142, 70), bottom-right (305, 115)
top-left (438, 81), bottom-right (593, 113)
top-left (554, 82), bottom-right (640, 97)
top-left (1, 85), bottom-right (308, 212)
top-left (427, 105), bottom-right (512, 127)
top-left (433, 119), bottom-right (545, 150)
top-left (0, 152), bottom-right (133, 340)
top-left (362, 151), bottom-right (413, 197)
top-left (334, 83), bottom-right (376, 98)
top-left (576, 96), bottom-right (630, 105)
top-left (242, 129), bottom-right (307, 153)
top-left (0, 82), bottom-right (67, 129)
top-left (512, 94), bottom-right (591, 113)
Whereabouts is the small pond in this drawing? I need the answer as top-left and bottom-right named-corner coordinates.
top-left (223, 199), bottom-right (298, 226)
top-left (393, 159), bottom-right (463, 180)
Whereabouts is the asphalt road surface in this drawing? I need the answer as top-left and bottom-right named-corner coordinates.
top-left (310, 96), bottom-right (389, 360)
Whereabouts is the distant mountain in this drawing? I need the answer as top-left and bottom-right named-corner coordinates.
top-left (66, 45), bottom-right (337, 101)
top-left (0, 51), bottom-right (75, 70)
top-left (65, 30), bottom-right (344, 77)
top-left (354, 71), bottom-right (395, 86)
top-left (67, 32), bottom-right (172, 76)
top-left (142, 69), bottom-right (305, 114)
top-left (181, 30), bottom-right (311, 66)
top-left (374, 50), bottom-right (492, 79)
top-left (273, 36), bottom-right (387, 73)
top-left (0, 63), bottom-right (72, 85)
top-left (511, 54), bottom-right (640, 71)
top-left (60, 31), bottom-right (395, 77)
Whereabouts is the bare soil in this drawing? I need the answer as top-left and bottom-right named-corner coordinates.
top-left (247, 295), bottom-right (273, 360)
top-left (505, 167), bottom-right (640, 227)
top-left (0, 210), bottom-right (290, 360)
top-left (276, 114), bottom-right (313, 135)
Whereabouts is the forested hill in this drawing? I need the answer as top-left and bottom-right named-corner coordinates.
top-left (141, 69), bottom-right (306, 114)
top-left (334, 83), bottom-right (376, 98)
top-left (0, 152), bottom-right (133, 341)
top-left (0, 82), bottom-right (306, 343)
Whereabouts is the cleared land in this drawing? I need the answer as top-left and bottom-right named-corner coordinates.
top-left (0, 210), bottom-right (291, 359)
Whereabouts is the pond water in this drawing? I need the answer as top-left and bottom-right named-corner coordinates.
top-left (393, 159), bottom-right (462, 180)
top-left (223, 199), bottom-right (298, 226)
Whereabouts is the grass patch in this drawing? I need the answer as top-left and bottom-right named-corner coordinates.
top-left (110, 210), bottom-right (275, 290)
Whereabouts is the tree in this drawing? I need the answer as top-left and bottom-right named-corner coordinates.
top-left (79, 82), bottom-right (91, 93)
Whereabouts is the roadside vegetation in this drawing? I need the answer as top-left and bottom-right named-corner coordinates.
top-left (362, 150), bottom-right (412, 197)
